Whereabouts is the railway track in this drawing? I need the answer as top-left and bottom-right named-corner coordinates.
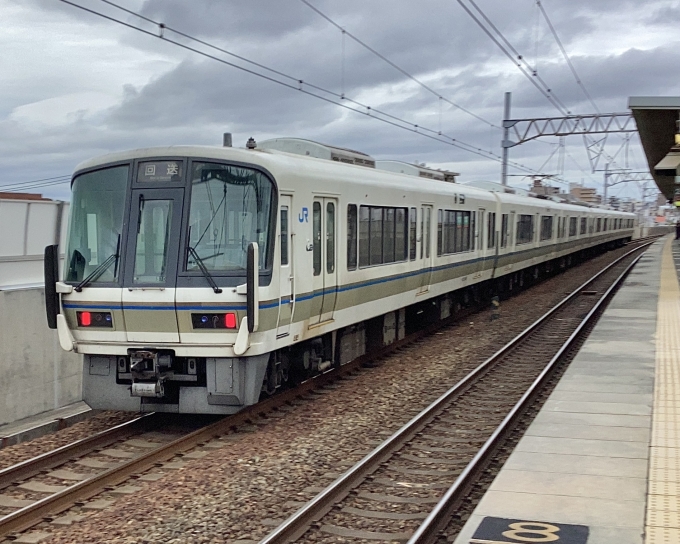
top-left (0, 414), bottom-right (212, 539)
top-left (260, 240), bottom-right (653, 543)
top-left (0, 358), bottom-right (378, 540)
top-left (0, 237), bottom-right (657, 543)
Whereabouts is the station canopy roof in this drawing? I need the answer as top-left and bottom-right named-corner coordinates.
top-left (629, 96), bottom-right (680, 200)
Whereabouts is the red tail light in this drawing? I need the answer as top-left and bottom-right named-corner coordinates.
top-left (76, 311), bottom-right (112, 327)
top-left (225, 313), bottom-right (237, 329)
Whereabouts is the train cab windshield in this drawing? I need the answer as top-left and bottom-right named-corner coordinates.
top-left (63, 159), bottom-right (275, 288)
top-left (65, 165), bottom-right (128, 283)
top-left (186, 162), bottom-right (274, 272)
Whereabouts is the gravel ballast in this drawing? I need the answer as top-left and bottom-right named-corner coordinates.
top-left (0, 412), bottom-right (139, 471)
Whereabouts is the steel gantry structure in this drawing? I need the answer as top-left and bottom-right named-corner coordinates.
top-left (500, 92), bottom-right (641, 196)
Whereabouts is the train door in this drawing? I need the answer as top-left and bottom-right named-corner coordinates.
top-left (309, 197), bottom-right (337, 325)
top-left (122, 188), bottom-right (184, 342)
top-left (277, 195), bottom-right (294, 337)
top-left (476, 208), bottom-right (485, 275)
top-left (418, 205), bottom-right (433, 294)
top-left (509, 211), bottom-right (516, 250)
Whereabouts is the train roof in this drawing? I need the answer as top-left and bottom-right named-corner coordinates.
top-left (74, 145), bottom-right (633, 216)
top-left (73, 145), bottom-right (498, 203)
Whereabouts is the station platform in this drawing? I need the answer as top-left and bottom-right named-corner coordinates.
top-left (0, 401), bottom-right (91, 448)
top-left (454, 236), bottom-right (677, 544)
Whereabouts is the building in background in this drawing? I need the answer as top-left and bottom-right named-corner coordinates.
top-left (530, 179), bottom-right (561, 197)
top-left (569, 184), bottom-right (602, 205)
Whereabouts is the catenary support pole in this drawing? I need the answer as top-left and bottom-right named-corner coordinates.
top-left (501, 92), bottom-right (511, 186)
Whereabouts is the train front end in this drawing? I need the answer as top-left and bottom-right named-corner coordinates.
top-left (44, 148), bottom-right (279, 414)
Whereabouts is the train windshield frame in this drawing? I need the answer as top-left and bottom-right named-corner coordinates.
top-left (63, 157), bottom-right (277, 289)
top-left (64, 164), bottom-right (129, 284)
top-left (184, 162), bottom-right (276, 274)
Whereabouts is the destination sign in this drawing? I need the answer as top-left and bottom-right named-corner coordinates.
top-left (137, 161), bottom-right (183, 183)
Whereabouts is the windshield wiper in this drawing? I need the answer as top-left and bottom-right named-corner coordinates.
top-left (188, 246), bottom-right (222, 294)
top-left (74, 235), bottom-right (120, 292)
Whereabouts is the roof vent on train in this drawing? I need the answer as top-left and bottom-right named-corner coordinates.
top-left (257, 138), bottom-right (376, 168)
top-left (463, 180), bottom-right (530, 196)
top-left (374, 160), bottom-right (458, 183)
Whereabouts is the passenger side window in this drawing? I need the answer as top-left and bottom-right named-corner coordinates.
top-left (280, 207), bottom-right (289, 266)
top-left (359, 205), bottom-right (409, 267)
top-left (437, 209), bottom-right (443, 256)
top-left (516, 214), bottom-right (534, 245)
top-left (569, 217), bottom-right (577, 237)
top-left (540, 216), bottom-right (553, 241)
top-left (395, 208), bottom-right (407, 261)
top-left (409, 208), bottom-right (417, 260)
top-left (501, 214), bottom-right (509, 248)
top-left (424, 207), bottom-right (431, 259)
top-left (359, 206), bottom-right (369, 267)
top-left (347, 204), bottom-right (357, 271)
top-left (369, 208), bottom-right (383, 265)
top-left (487, 212), bottom-right (496, 249)
top-left (438, 210), bottom-right (475, 255)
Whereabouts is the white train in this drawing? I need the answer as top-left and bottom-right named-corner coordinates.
top-left (44, 138), bottom-right (635, 414)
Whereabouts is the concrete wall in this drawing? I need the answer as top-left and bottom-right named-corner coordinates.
top-left (647, 225), bottom-right (674, 237)
top-left (0, 287), bottom-right (82, 426)
top-left (634, 225), bottom-right (673, 238)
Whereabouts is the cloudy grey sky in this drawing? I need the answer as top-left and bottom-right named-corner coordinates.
top-left (2, 0), bottom-right (679, 201)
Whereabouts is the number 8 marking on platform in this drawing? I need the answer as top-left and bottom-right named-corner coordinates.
top-left (502, 522), bottom-right (560, 542)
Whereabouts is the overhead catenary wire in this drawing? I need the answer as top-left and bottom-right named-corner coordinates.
top-left (0, 174), bottom-right (71, 187)
top-left (531, 143), bottom-right (561, 177)
top-left (2, 180), bottom-right (71, 192)
top-left (57, 0), bottom-right (548, 177)
top-left (458, 0), bottom-right (643, 184)
top-left (535, 0), bottom-right (599, 113)
top-left (564, 150), bottom-right (598, 184)
top-left (0, 175), bottom-right (72, 192)
top-left (469, 0), bottom-right (567, 111)
top-left (457, 0), bottom-right (570, 115)
top-left (94, 0), bottom-right (501, 162)
top-left (535, 1), bottom-right (645, 176)
top-left (299, 0), bottom-right (501, 130)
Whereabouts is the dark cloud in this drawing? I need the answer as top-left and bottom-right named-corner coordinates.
top-left (645, 1), bottom-right (680, 24)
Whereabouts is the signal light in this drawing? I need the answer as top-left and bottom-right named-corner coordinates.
top-left (80, 311), bottom-right (91, 326)
top-left (225, 313), bottom-right (237, 329)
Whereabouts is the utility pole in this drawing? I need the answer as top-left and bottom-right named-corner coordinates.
top-left (501, 92), bottom-right (511, 186)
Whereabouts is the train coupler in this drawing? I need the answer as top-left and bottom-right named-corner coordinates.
top-left (131, 379), bottom-right (165, 398)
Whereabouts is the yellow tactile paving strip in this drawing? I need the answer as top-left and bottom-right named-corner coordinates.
top-left (647, 238), bottom-right (680, 543)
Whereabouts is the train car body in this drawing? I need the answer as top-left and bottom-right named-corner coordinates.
top-left (44, 142), bottom-right (635, 414)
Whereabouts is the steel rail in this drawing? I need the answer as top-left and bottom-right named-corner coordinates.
top-left (407, 249), bottom-right (646, 543)
top-left (0, 414), bottom-right (154, 491)
top-left (260, 240), bottom-right (655, 544)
